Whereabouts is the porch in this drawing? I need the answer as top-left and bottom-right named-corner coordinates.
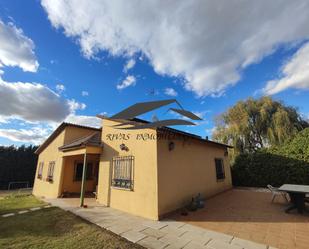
top-left (58, 132), bottom-right (103, 207)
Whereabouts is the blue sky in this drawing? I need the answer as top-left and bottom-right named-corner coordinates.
top-left (0, 1), bottom-right (309, 146)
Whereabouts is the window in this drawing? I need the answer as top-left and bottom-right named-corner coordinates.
top-left (37, 162), bottom-right (44, 179)
top-left (47, 161), bottom-right (55, 182)
top-left (112, 156), bottom-right (134, 190)
top-left (215, 158), bottom-right (225, 180)
top-left (74, 162), bottom-right (93, 181)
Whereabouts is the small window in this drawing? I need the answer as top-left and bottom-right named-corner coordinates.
top-left (112, 156), bottom-right (134, 190)
top-left (47, 161), bottom-right (55, 182)
top-left (215, 158), bottom-right (225, 180)
top-left (74, 162), bottom-right (93, 181)
top-left (37, 162), bottom-right (44, 179)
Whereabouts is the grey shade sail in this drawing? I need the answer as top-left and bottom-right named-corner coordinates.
top-left (115, 119), bottom-right (196, 130)
top-left (169, 108), bottom-right (203, 120)
top-left (110, 99), bottom-right (177, 119)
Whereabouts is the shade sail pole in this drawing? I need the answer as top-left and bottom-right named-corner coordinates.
top-left (80, 152), bottom-right (87, 207)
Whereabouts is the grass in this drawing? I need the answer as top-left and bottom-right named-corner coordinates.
top-left (0, 194), bottom-right (45, 215)
top-left (0, 196), bottom-right (144, 249)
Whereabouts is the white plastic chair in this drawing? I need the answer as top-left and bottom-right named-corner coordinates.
top-left (267, 184), bottom-right (289, 203)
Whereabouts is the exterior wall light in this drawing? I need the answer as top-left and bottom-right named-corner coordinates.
top-left (120, 143), bottom-right (129, 151)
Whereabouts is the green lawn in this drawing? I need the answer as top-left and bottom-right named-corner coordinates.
top-left (0, 194), bottom-right (45, 215)
top-left (0, 196), bottom-right (144, 249)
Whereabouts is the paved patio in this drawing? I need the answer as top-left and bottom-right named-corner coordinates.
top-left (171, 189), bottom-right (309, 249)
top-left (46, 197), bottom-right (271, 249)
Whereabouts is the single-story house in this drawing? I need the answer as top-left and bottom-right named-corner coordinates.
top-left (33, 117), bottom-right (232, 220)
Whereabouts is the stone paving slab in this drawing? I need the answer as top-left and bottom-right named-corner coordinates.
top-left (206, 239), bottom-right (243, 249)
top-left (231, 237), bottom-right (267, 249)
top-left (143, 220), bottom-right (168, 230)
top-left (46, 198), bottom-right (271, 249)
top-left (18, 210), bottom-right (29, 214)
top-left (122, 230), bottom-right (147, 243)
top-left (107, 224), bottom-right (132, 235)
top-left (159, 225), bottom-right (187, 237)
top-left (204, 229), bottom-right (233, 243)
top-left (180, 231), bottom-right (212, 245)
top-left (30, 207), bottom-right (41, 211)
top-left (142, 227), bottom-right (167, 239)
top-left (159, 234), bottom-right (191, 249)
top-left (2, 213), bottom-right (15, 217)
top-left (138, 236), bottom-right (168, 249)
top-left (181, 223), bottom-right (207, 235)
top-left (182, 240), bottom-right (207, 249)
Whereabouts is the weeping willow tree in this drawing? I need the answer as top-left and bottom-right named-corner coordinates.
top-left (213, 97), bottom-right (308, 158)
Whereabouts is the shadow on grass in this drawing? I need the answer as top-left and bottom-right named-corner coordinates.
top-left (0, 207), bottom-right (143, 249)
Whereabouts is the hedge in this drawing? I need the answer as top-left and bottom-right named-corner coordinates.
top-left (232, 128), bottom-right (309, 187)
top-left (232, 152), bottom-right (309, 187)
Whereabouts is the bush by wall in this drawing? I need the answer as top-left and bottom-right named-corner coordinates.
top-left (232, 128), bottom-right (309, 187)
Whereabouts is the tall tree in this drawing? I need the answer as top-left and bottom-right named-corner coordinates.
top-left (0, 145), bottom-right (38, 189)
top-left (213, 97), bottom-right (308, 156)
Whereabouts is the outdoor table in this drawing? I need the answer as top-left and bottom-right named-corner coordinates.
top-left (278, 184), bottom-right (309, 214)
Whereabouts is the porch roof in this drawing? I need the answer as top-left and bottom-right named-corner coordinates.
top-left (59, 132), bottom-right (103, 152)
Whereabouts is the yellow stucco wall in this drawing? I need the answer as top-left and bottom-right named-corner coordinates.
top-left (33, 125), bottom-right (101, 198)
top-left (97, 119), bottom-right (159, 220)
top-left (32, 129), bottom-right (65, 198)
top-left (157, 135), bottom-right (232, 217)
top-left (33, 120), bottom-right (232, 220)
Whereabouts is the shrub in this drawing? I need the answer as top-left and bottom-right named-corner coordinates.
top-left (232, 152), bottom-right (309, 187)
top-left (269, 127), bottom-right (309, 162)
top-left (232, 128), bottom-right (309, 187)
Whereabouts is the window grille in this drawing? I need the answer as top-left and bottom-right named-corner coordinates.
top-left (112, 156), bottom-right (134, 190)
top-left (47, 161), bottom-right (55, 182)
top-left (215, 158), bottom-right (225, 180)
top-left (37, 162), bottom-right (44, 179)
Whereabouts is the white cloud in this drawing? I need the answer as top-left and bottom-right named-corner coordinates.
top-left (0, 76), bottom-right (96, 145)
top-left (68, 99), bottom-right (86, 112)
top-left (263, 42), bottom-right (309, 95)
top-left (117, 75), bottom-right (136, 90)
top-left (0, 126), bottom-right (50, 145)
top-left (50, 59), bottom-right (58, 64)
top-left (205, 127), bottom-right (216, 138)
top-left (0, 113), bottom-right (102, 145)
top-left (164, 87), bottom-right (178, 97)
top-left (41, 0), bottom-right (309, 97)
top-left (0, 19), bottom-right (38, 72)
top-left (123, 58), bottom-right (136, 73)
top-left (65, 114), bottom-right (101, 128)
top-left (56, 83), bottom-right (65, 93)
top-left (0, 77), bottom-right (85, 123)
top-left (81, 90), bottom-right (89, 96)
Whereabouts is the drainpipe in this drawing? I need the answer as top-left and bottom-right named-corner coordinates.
top-left (80, 152), bottom-right (87, 207)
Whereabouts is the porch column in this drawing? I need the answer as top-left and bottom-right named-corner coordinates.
top-left (80, 152), bottom-right (87, 207)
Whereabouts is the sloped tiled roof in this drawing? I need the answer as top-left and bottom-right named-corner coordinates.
top-left (59, 132), bottom-right (102, 151)
top-left (35, 122), bottom-right (101, 154)
top-left (97, 116), bottom-right (232, 149)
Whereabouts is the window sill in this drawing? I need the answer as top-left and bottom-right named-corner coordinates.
top-left (111, 186), bottom-right (133, 191)
top-left (216, 179), bottom-right (225, 182)
top-left (46, 178), bottom-right (54, 183)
